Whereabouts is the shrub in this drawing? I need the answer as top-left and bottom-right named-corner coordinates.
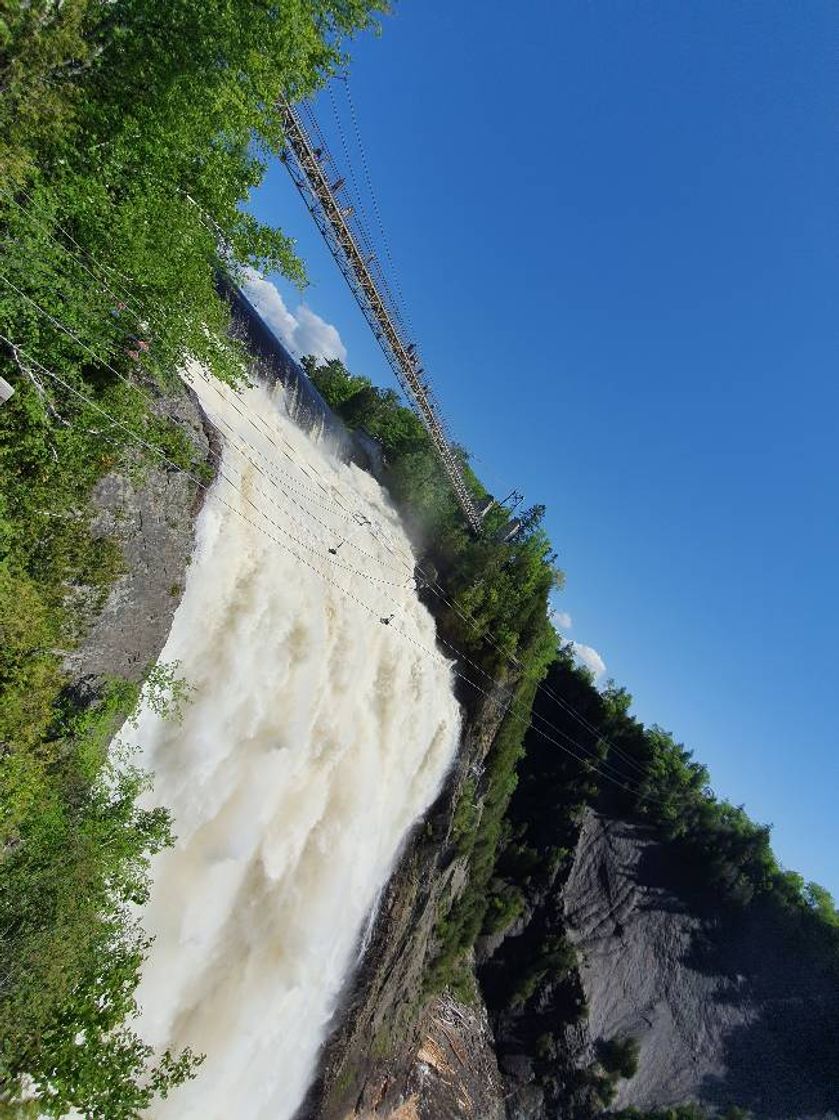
top-left (599, 1035), bottom-right (640, 1080)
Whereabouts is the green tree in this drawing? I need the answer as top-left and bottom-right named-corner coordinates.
top-left (0, 0), bottom-right (386, 1113)
top-left (599, 1035), bottom-right (640, 1080)
top-left (804, 881), bottom-right (839, 926)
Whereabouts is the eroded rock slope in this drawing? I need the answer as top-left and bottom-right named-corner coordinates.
top-left (564, 811), bottom-right (839, 1119)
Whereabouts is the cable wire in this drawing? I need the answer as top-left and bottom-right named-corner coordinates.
top-left (2, 332), bottom-right (664, 803)
top-left (1, 219), bottom-right (655, 786)
top-left (340, 76), bottom-right (413, 335)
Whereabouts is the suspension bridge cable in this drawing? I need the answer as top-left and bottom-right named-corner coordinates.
top-left (311, 98), bottom-right (373, 260)
top-left (316, 88), bottom-right (411, 340)
top-left (296, 87), bottom-right (413, 342)
top-left (339, 76), bottom-right (413, 335)
top-left (320, 91), bottom-right (377, 259)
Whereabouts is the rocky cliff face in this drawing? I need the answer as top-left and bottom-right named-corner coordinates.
top-left (474, 804), bottom-right (839, 1120)
top-left (65, 387), bottom-right (216, 692)
top-left (564, 811), bottom-right (839, 1119)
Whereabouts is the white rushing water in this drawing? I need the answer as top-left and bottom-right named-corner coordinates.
top-left (126, 368), bottom-right (461, 1120)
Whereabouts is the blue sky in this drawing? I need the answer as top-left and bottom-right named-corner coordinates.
top-left (249, 1), bottom-right (838, 895)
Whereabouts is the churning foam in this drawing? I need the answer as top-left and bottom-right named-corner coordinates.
top-left (127, 369), bottom-right (461, 1119)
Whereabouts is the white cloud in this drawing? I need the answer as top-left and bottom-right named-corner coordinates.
top-left (241, 269), bottom-right (347, 364)
top-left (289, 304), bottom-right (347, 364)
top-left (570, 642), bottom-right (607, 681)
top-left (550, 609), bottom-right (573, 630)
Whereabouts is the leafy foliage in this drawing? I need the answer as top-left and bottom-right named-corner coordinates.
top-left (0, 676), bottom-right (204, 1118)
top-left (1, 0), bottom-right (384, 1112)
top-left (425, 669), bottom-right (548, 994)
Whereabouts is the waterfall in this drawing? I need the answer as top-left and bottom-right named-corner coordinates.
top-left (127, 369), bottom-right (461, 1119)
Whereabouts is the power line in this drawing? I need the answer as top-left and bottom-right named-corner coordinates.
top-left (1, 186), bottom-right (145, 321)
top-left (2, 330), bottom-right (664, 803)
top-left (1, 258), bottom-right (650, 786)
top-left (191, 378), bottom-right (653, 787)
top-left (0, 213), bottom-right (654, 786)
top-left (0, 202), bottom-right (449, 592)
top-left (0, 330), bottom-right (407, 594)
top-left (1, 179), bottom-right (234, 329)
top-left (2, 169), bottom-right (453, 576)
top-left (0, 201), bottom-right (419, 571)
top-left (0, 270), bottom-right (171, 404)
